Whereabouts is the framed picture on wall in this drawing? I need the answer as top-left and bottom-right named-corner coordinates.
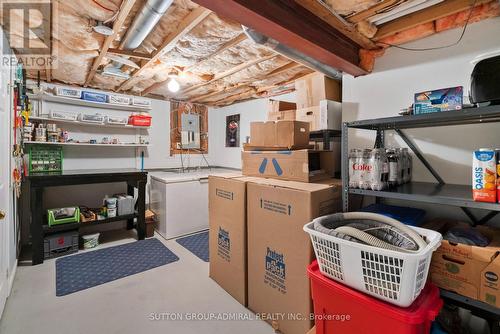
top-left (226, 114), bottom-right (240, 147)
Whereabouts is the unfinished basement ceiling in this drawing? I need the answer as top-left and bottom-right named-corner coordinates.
top-left (3, 0), bottom-right (500, 107)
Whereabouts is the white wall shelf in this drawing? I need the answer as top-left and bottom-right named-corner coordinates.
top-left (28, 93), bottom-right (152, 112)
top-left (30, 116), bottom-right (151, 130)
top-left (24, 141), bottom-right (149, 148)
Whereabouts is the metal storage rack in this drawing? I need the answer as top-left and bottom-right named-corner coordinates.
top-left (341, 105), bottom-right (500, 225)
top-left (341, 105), bottom-right (500, 332)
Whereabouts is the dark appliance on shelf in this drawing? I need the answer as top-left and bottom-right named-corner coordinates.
top-left (470, 54), bottom-right (500, 105)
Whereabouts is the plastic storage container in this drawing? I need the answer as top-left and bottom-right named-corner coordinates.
top-left (47, 207), bottom-right (80, 226)
top-left (82, 91), bottom-right (107, 103)
top-left (56, 87), bottom-right (81, 99)
top-left (308, 261), bottom-right (443, 334)
top-left (128, 114), bottom-right (152, 127)
top-left (304, 219), bottom-right (442, 307)
top-left (360, 204), bottom-right (426, 226)
top-left (82, 233), bottom-right (100, 249)
top-left (44, 231), bottom-right (79, 259)
top-left (29, 145), bottom-right (63, 173)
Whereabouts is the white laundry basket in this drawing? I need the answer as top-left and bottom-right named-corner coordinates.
top-left (304, 219), bottom-right (442, 307)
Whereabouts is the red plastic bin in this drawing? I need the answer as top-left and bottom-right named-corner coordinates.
top-left (128, 115), bottom-right (152, 127)
top-left (308, 261), bottom-right (443, 334)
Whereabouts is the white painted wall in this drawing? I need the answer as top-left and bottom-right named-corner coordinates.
top-left (2, 24), bottom-right (18, 306)
top-left (343, 17), bottom-right (500, 223)
top-left (208, 92), bottom-right (296, 169)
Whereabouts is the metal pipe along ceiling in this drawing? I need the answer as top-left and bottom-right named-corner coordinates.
top-left (120, 0), bottom-right (174, 50)
top-left (243, 26), bottom-right (343, 81)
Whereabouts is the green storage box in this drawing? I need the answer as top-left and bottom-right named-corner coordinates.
top-left (47, 207), bottom-right (80, 226)
top-left (29, 145), bottom-right (63, 173)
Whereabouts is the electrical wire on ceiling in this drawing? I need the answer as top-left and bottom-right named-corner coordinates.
top-left (91, 0), bottom-right (115, 12)
top-left (375, 0), bottom-right (478, 51)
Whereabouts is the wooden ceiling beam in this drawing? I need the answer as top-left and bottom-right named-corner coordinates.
top-left (181, 54), bottom-right (276, 96)
top-left (374, 0), bottom-right (491, 41)
top-left (347, 0), bottom-right (401, 24)
top-left (192, 0), bottom-right (367, 77)
top-left (117, 7), bottom-right (212, 92)
top-left (84, 0), bottom-right (137, 87)
top-left (141, 32), bottom-right (246, 97)
top-left (294, 0), bottom-right (377, 49)
top-left (190, 61), bottom-right (301, 102)
top-left (107, 48), bottom-right (152, 60)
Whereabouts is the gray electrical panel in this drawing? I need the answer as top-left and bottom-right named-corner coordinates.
top-left (181, 113), bottom-right (201, 149)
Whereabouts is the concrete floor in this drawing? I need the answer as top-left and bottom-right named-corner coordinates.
top-left (0, 231), bottom-right (275, 334)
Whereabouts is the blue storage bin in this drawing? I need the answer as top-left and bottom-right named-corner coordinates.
top-left (82, 91), bottom-right (107, 103)
top-left (360, 203), bottom-right (426, 226)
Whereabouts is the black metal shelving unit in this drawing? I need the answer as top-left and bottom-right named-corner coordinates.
top-left (341, 105), bottom-right (500, 331)
top-left (42, 213), bottom-right (139, 234)
top-left (342, 105), bottom-right (500, 225)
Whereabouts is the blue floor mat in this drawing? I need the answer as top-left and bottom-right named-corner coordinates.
top-left (56, 238), bottom-right (179, 296)
top-left (176, 231), bottom-right (209, 262)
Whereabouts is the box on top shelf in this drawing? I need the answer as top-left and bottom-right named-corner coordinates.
top-left (81, 91), bottom-right (107, 103)
top-left (295, 100), bottom-right (342, 131)
top-left (208, 173), bottom-right (260, 307)
top-left (55, 87), bottom-right (81, 99)
top-left (132, 97), bottom-right (152, 108)
top-left (246, 121), bottom-right (310, 150)
top-left (108, 94), bottom-right (131, 106)
top-left (414, 86), bottom-right (463, 114)
top-left (295, 72), bottom-right (341, 109)
top-left (268, 100), bottom-right (297, 121)
top-left (423, 219), bottom-right (500, 307)
top-left (247, 177), bottom-right (341, 334)
top-left (242, 149), bottom-right (339, 183)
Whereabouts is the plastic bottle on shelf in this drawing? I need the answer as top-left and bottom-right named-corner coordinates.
top-left (395, 148), bottom-right (405, 185)
top-left (369, 148), bottom-right (388, 191)
top-left (349, 149), bottom-right (362, 189)
top-left (360, 149), bottom-right (373, 190)
top-left (402, 148), bottom-right (412, 183)
top-left (386, 148), bottom-right (400, 188)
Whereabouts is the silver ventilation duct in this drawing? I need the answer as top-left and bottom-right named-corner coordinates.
top-left (242, 26), bottom-right (342, 81)
top-left (104, 0), bottom-right (173, 77)
top-left (120, 0), bottom-right (174, 50)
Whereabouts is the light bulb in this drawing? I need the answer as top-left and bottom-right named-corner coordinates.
top-left (167, 78), bottom-right (180, 93)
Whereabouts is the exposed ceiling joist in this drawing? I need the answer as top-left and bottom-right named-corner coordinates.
top-left (294, 0), bottom-right (377, 49)
top-left (374, 0), bottom-right (491, 40)
top-left (347, 0), bottom-right (402, 23)
top-left (192, 0), bottom-right (367, 76)
top-left (117, 6), bottom-right (212, 92)
top-left (185, 32), bottom-right (247, 72)
top-left (181, 54), bottom-right (277, 95)
top-left (107, 48), bottom-right (152, 60)
top-left (191, 61), bottom-right (301, 102)
top-left (46, 66), bottom-right (52, 83)
top-left (141, 32), bottom-right (247, 96)
top-left (84, 0), bottom-right (137, 87)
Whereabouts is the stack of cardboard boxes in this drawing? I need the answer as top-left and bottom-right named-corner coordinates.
top-left (209, 72), bottom-right (343, 334)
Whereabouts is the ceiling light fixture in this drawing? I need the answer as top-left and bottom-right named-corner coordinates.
top-left (167, 70), bottom-right (180, 93)
top-left (93, 21), bottom-right (114, 36)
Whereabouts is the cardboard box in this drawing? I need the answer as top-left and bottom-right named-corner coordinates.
top-left (248, 121), bottom-right (310, 150)
top-left (242, 150), bottom-right (338, 182)
top-left (423, 219), bottom-right (500, 306)
top-left (296, 100), bottom-right (342, 131)
top-left (268, 100), bottom-right (297, 121)
top-left (295, 72), bottom-right (342, 109)
top-left (268, 110), bottom-right (297, 121)
top-left (414, 86), bottom-right (463, 114)
top-left (247, 178), bottom-right (342, 334)
top-left (208, 174), bottom-right (259, 306)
